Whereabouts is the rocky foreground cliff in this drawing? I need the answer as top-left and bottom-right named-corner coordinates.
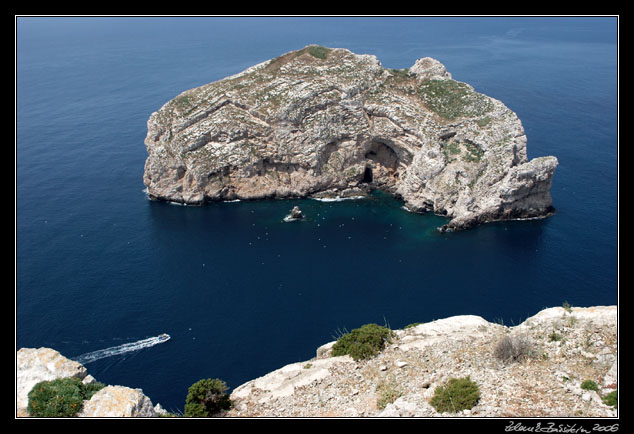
top-left (143, 45), bottom-right (558, 231)
top-left (16, 306), bottom-right (617, 418)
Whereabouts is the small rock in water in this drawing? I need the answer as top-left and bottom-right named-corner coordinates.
top-left (290, 206), bottom-right (304, 219)
top-left (284, 206), bottom-right (305, 221)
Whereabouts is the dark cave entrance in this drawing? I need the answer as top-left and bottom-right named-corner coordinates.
top-left (362, 166), bottom-right (373, 184)
top-left (360, 141), bottom-right (400, 188)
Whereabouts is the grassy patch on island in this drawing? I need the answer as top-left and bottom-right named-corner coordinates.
top-left (418, 79), bottom-right (492, 121)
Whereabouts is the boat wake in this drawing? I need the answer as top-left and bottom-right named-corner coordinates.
top-left (73, 334), bottom-right (170, 365)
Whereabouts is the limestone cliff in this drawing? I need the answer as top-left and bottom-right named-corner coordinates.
top-left (228, 306), bottom-right (617, 417)
top-left (143, 45), bottom-right (558, 231)
top-left (16, 306), bottom-right (617, 418)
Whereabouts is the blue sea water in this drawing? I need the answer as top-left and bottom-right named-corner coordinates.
top-left (16, 16), bottom-right (618, 413)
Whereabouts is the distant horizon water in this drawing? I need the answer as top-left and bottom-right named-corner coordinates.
top-left (17, 16), bottom-right (617, 413)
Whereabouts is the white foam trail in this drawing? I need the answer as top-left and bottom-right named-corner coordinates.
top-left (310, 196), bottom-right (367, 202)
top-left (73, 335), bottom-right (170, 365)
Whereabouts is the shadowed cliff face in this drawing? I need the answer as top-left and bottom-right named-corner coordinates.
top-left (143, 45), bottom-right (557, 230)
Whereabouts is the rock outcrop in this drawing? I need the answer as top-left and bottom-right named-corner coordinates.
top-left (283, 205), bottom-right (304, 222)
top-left (143, 45), bottom-right (558, 231)
top-left (15, 347), bottom-right (163, 417)
top-left (16, 347), bottom-right (90, 415)
top-left (78, 386), bottom-right (158, 417)
top-left (227, 306), bottom-right (617, 418)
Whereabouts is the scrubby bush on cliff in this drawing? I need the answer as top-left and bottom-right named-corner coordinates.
top-left (184, 378), bottom-right (232, 417)
top-left (331, 323), bottom-right (394, 361)
top-left (430, 377), bottom-right (481, 414)
top-left (493, 334), bottom-right (536, 363)
top-left (27, 377), bottom-right (105, 417)
top-left (581, 380), bottom-right (599, 391)
top-left (603, 390), bottom-right (617, 408)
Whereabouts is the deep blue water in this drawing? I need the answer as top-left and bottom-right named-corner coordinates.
top-left (16, 16), bottom-right (618, 413)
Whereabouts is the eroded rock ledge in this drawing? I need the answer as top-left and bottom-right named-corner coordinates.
top-left (227, 306), bottom-right (617, 418)
top-left (143, 45), bottom-right (558, 231)
top-left (16, 306), bottom-right (616, 418)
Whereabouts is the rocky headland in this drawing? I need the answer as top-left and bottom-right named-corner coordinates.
top-left (16, 306), bottom-right (617, 418)
top-left (15, 347), bottom-right (166, 417)
top-left (143, 45), bottom-right (558, 231)
top-left (226, 306), bottom-right (617, 418)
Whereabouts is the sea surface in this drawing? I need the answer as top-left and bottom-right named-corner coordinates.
top-left (16, 16), bottom-right (618, 413)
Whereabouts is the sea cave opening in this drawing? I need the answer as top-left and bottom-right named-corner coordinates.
top-left (362, 166), bottom-right (373, 184)
top-left (361, 140), bottom-right (400, 188)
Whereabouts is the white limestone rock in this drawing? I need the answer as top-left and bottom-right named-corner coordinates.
top-left (409, 57), bottom-right (452, 80)
top-left (231, 355), bottom-right (354, 404)
top-left (78, 385), bottom-right (157, 417)
top-left (227, 305), bottom-right (617, 418)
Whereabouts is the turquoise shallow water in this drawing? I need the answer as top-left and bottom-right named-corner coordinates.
top-left (16, 16), bottom-right (618, 412)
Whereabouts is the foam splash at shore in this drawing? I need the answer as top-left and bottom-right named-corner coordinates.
top-left (310, 195), bottom-right (367, 203)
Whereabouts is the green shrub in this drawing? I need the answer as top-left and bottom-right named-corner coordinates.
top-left (603, 390), bottom-right (617, 408)
top-left (305, 45), bottom-right (330, 59)
top-left (331, 323), bottom-right (394, 361)
top-left (27, 377), bottom-right (105, 417)
top-left (184, 378), bottom-right (232, 417)
top-left (430, 377), bottom-right (481, 414)
top-left (183, 401), bottom-right (208, 417)
top-left (581, 380), bottom-right (599, 391)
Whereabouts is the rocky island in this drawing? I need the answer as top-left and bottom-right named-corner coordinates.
top-left (143, 45), bottom-right (557, 231)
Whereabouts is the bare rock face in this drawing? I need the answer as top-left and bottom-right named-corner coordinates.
top-left (408, 57), bottom-right (452, 80)
top-left (143, 45), bottom-right (558, 230)
top-left (78, 386), bottom-right (157, 417)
